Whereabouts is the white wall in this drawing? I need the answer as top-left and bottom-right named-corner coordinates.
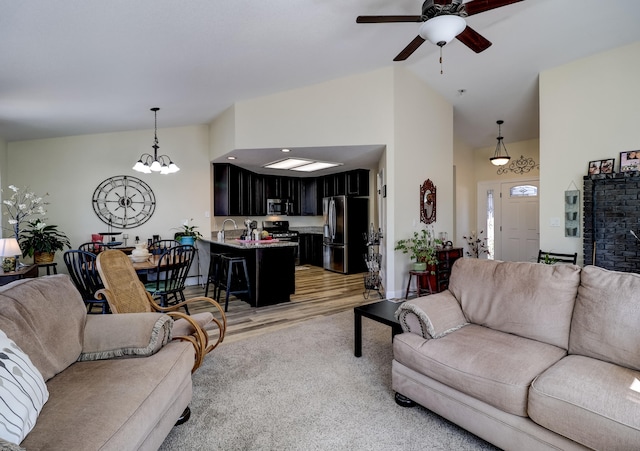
top-left (453, 136), bottom-right (475, 247)
top-left (6, 125), bottom-right (212, 273)
top-left (390, 68), bottom-right (453, 298)
top-left (540, 42), bottom-right (640, 264)
top-left (209, 67), bottom-right (454, 297)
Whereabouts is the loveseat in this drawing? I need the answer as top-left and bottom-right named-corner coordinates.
top-left (0, 275), bottom-right (195, 450)
top-left (394, 258), bottom-right (640, 450)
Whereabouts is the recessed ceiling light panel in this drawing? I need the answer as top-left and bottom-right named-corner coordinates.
top-left (264, 158), bottom-right (310, 169)
top-left (290, 162), bottom-right (341, 172)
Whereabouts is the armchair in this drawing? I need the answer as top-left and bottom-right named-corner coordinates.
top-left (95, 249), bottom-right (226, 371)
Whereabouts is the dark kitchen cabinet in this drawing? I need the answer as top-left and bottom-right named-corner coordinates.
top-left (299, 233), bottom-right (323, 266)
top-left (346, 169), bottom-right (369, 196)
top-left (300, 178), bottom-right (318, 216)
top-left (214, 164), bottom-right (265, 216)
top-left (213, 163), bottom-right (244, 216)
top-left (248, 172), bottom-right (265, 216)
top-left (214, 163), bottom-right (369, 217)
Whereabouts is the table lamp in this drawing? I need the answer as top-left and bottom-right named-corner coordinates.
top-left (0, 238), bottom-right (22, 272)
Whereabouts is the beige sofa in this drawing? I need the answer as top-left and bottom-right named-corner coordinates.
top-left (0, 275), bottom-right (195, 450)
top-left (393, 258), bottom-right (640, 450)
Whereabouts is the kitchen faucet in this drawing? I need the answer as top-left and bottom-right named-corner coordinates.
top-left (219, 218), bottom-right (238, 241)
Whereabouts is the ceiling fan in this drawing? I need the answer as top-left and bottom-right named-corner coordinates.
top-left (356, 0), bottom-right (524, 61)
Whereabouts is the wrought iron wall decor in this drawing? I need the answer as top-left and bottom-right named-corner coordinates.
top-left (497, 155), bottom-right (539, 175)
top-left (420, 179), bottom-right (436, 224)
top-left (564, 189), bottom-right (580, 238)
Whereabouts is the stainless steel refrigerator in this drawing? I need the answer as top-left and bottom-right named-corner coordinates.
top-left (323, 195), bottom-right (368, 274)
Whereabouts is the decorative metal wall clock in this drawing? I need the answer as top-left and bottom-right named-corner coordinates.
top-left (92, 175), bottom-right (156, 229)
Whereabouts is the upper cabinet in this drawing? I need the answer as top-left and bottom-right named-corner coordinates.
top-left (213, 163), bottom-right (368, 217)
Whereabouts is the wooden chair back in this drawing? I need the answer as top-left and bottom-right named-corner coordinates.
top-left (96, 249), bottom-right (154, 313)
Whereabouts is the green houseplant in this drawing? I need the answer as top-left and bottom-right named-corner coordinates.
top-left (19, 219), bottom-right (71, 263)
top-left (394, 228), bottom-right (439, 273)
top-left (173, 219), bottom-right (203, 245)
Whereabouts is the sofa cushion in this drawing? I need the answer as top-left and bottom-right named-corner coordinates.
top-left (0, 276), bottom-right (86, 381)
top-left (20, 340), bottom-right (194, 450)
top-left (394, 324), bottom-right (567, 416)
top-left (529, 355), bottom-right (640, 450)
top-left (570, 265), bottom-right (640, 371)
top-left (0, 330), bottom-right (48, 445)
top-left (448, 258), bottom-right (580, 349)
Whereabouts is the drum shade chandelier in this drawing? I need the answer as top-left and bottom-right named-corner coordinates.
top-left (133, 108), bottom-right (180, 174)
top-left (490, 120), bottom-right (511, 166)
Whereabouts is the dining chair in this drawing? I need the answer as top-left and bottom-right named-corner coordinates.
top-left (63, 250), bottom-right (109, 314)
top-left (96, 249), bottom-right (226, 371)
top-left (144, 244), bottom-right (196, 312)
top-left (78, 241), bottom-right (110, 254)
top-left (537, 250), bottom-right (578, 265)
top-left (148, 239), bottom-right (181, 255)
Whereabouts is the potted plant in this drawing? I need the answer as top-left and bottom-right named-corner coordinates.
top-left (19, 219), bottom-right (71, 263)
top-left (394, 228), bottom-right (439, 273)
top-left (173, 219), bottom-right (203, 246)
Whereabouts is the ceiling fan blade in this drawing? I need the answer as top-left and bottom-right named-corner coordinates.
top-left (356, 15), bottom-right (422, 23)
top-left (464, 0), bottom-right (524, 16)
top-left (393, 36), bottom-right (427, 61)
top-left (456, 26), bottom-right (492, 53)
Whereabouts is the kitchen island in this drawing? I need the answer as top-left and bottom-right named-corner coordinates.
top-left (203, 237), bottom-right (297, 307)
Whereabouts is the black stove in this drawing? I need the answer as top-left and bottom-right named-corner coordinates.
top-left (262, 220), bottom-right (299, 241)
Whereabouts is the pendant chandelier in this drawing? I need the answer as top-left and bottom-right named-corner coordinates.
top-left (490, 120), bottom-right (511, 166)
top-left (133, 108), bottom-right (180, 174)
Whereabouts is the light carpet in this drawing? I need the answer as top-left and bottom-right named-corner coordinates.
top-left (160, 310), bottom-right (498, 450)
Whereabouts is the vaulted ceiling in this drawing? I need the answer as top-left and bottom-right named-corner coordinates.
top-left (1, 0), bottom-right (639, 155)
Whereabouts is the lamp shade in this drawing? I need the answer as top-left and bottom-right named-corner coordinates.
top-left (490, 156), bottom-right (511, 166)
top-left (419, 15), bottom-right (466, 46)
top-left (0, 238), bottom-right (22, 257)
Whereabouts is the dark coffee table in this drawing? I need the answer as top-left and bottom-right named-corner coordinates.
top-left (354, 299), bottom-right (404, 357)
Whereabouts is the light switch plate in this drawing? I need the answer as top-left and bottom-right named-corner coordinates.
top-left (549, 217), bottom-right (561, 227)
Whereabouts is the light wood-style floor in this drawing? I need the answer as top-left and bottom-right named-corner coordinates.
top-left (184, 265), bottom-right (384, 343)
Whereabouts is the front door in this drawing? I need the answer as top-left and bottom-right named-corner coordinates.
top-left (500, 181), bottom-right (539, 262)
top-left (477, 178), bottom-right (539, 262)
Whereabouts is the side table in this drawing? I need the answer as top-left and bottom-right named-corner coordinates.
top-left (37, 262), bottom-right (58, 276)
top-left (0, 264), bottom-right (38, 286)
top-left (354, 299), bottom-right (404, 357)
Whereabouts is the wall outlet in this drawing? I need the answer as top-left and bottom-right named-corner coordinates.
top-left (204, 211), bottom-right (210, 218)
top-left (549, 217), bottom-right (561, 227)
top-left (182, 219), bottom-right (189, 226)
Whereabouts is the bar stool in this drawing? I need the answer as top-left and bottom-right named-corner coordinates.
top-left (404, 270), bottom-right (433, 299)
top-left (218, 255), bottom-right (252, 312)
top-left (204, 252), bottom-right (227, 300)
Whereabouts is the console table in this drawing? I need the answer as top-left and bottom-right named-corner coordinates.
top-left (0, 264), bottom-right (38, 286)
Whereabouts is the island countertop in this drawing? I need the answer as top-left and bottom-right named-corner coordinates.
top-left (201, 237), bottom-right (298, 250)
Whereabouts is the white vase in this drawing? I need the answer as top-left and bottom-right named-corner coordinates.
top-left (131, 243), bottom-right (151, 262)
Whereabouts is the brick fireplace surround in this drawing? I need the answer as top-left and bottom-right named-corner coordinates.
top-left (583, 173), bottom-right (640, 271)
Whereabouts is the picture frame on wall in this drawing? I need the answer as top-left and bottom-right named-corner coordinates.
top-left (588, 160), bottom-right (601, 175)
top-left (600, 158), bottom-right (614, 174)
top-left (619, 151), bottom-right (640, 173)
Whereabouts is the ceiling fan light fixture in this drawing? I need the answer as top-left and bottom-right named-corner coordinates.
top-left (419, 15), bottom-right (466, 46)
top-left (490, 120), bottom-right (511, 166)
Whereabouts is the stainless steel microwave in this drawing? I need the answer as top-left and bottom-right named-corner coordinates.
top-left (267, 198), bottom-right (293, 216)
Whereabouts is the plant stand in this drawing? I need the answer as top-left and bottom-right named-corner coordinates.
top-left (363, 227), bottom-right (384, 299)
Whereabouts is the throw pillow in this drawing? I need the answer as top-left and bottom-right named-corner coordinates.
top-left (0, 330), bottom-right (49, 445)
